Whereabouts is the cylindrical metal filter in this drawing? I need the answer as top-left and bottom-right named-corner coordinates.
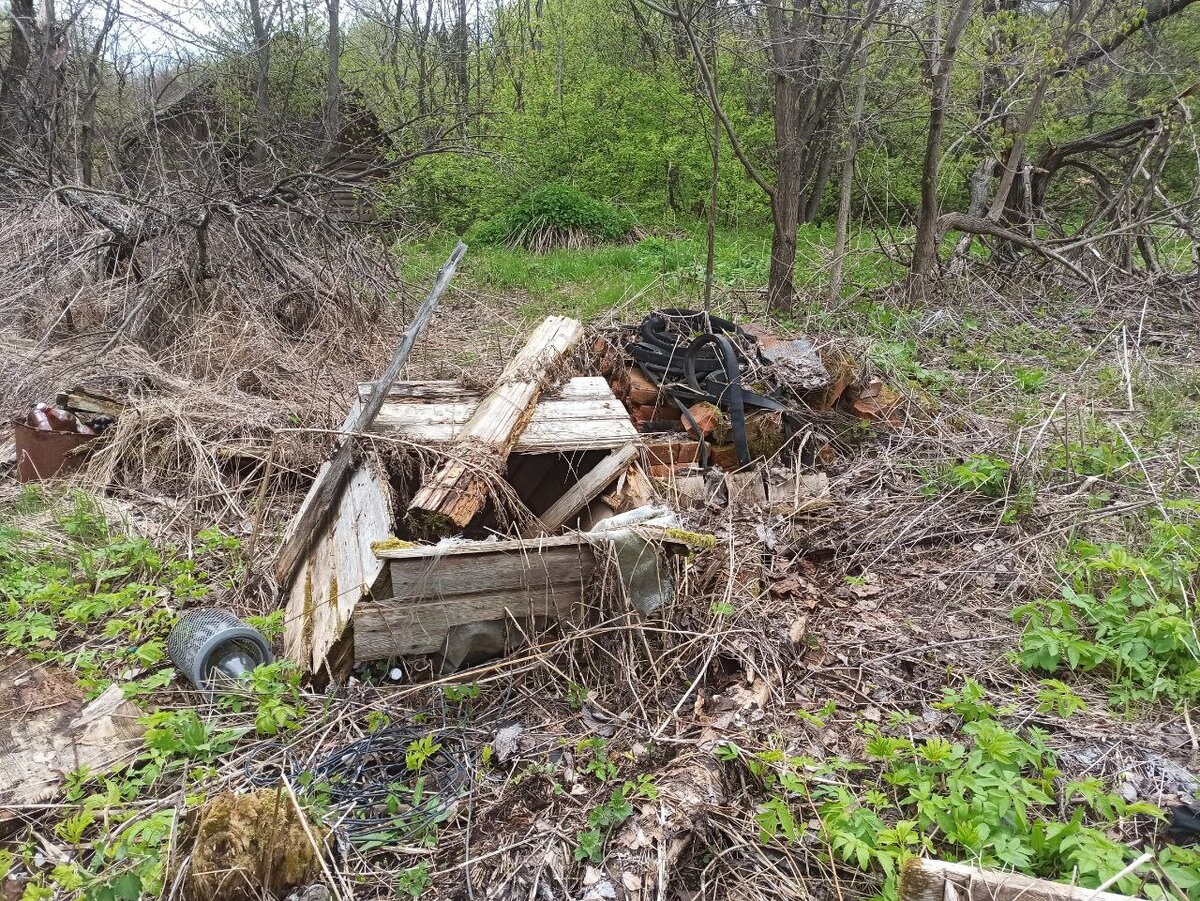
top-left (167, 608), bottom-right (273, 690)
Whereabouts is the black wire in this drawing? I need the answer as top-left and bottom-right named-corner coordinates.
top-left (243, 726), bottom-right (472, 845)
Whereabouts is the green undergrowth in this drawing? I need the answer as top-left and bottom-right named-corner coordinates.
top-left (0, 489), bottom-right (313, 900)
top-left (399, 221), bottom-right (901, 322)
top-left (467, 184), bottom-right (637, 251)
top-left (717, 681), bottom-right (1199, 901)
top-left (1014, 505), bottom-right (1200, 712)
top-left (1, 489), bottom-right (204, 698)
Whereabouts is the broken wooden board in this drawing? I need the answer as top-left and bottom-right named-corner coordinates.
top-left (362, 376), bottom-right (639, 453)
top-left (537, 443), bottom-right (639, 533)
top-left (1, 660), bottom-right (144, 821)
top-left (725, 471), bottom-right (768, 510)
top-left (409, 316), bottom-right (585, 529)
top-left (601, 462), bottom-right (662, 513)
top-left (273, 242), bottom-right (466, 589)
top-left (57, 387), bottom-right (124, 418)
top-left (900, 859), bottom-right (1146, 901)
top-left (282, 456), bottom-right (394, 676)
top-left (355, 535), bottom-right (597, 662)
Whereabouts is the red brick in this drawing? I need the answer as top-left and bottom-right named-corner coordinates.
top-left (626, 367), bottom-right (660, 406)
top-left (645, 439), bottom-right (699, 467)
top-left (685, 402), bottom-right (722, 439)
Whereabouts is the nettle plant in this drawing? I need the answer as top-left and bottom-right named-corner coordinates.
top-left (1014, 507), bottom-right (1200, 711)
top-left (714, 681), bottom-right (1196, 901)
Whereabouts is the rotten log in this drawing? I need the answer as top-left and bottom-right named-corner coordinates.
top-left (407, 315), bottom-right (585, 531)
top-left (273, 241), bottom-right (466, 587)
top-left (599, 753), bottom-right (725, 900)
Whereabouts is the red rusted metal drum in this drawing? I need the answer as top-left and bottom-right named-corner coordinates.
top-left (13, 419), bottom-right (98, 482)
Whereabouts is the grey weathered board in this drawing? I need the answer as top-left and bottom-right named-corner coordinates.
top-left (353, 535), bottom-right (597, 662)
top-left (282, 451), bottom-right (394, 675)
top-left (899, 859), bottom-right (1146, 901)
top-left (360, 376), bottom-right (639, 453)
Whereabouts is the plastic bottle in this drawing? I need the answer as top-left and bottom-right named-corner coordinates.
top-left (45, 407), bottom-right (78, 431)
top-left (27, 407), bottom-right (51, 430)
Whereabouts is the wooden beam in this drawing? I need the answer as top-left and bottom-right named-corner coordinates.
top-left (57, 387), bottom-right (124, 418)
top-left (900, 859), bottom-right (1148, 901)
top-left (282, 458), bottom-right (394, 674)
top-left (537, 443), bottom-right (639, 533)
top-left (407, 315), bottom-right (584, 531)
top-left (273, 241), bottom-right (466, 587)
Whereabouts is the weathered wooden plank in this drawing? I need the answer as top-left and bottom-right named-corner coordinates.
top-left (538, 443), bottom-right (639, 532)
top-left (356, 534), bottom-right (598, 661)
top-left (283, 459), bottom-right (394, 674)
top-left (899, 859), bottom-right (1147, 901)
top-left (388, 542), bottom-right (591, 599)
top-left (353, 584), bottom-right (584, 660)
top-left (363, 376), bottom-right (639, 453)
top-left (361, 375), bottom-right (618, 404)
top-left (1, 662), bottom-right (144, 820)
top-left (371, 414), bottom-right (637, 453)
top-left (409, 316), bottom-right (586, 530)
top-left (375, 533), bottom-right (587, 559)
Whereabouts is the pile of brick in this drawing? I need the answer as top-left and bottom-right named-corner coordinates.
top-left (592, 326), bottom-right (903, 478)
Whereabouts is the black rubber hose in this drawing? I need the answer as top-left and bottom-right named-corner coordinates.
top-left (634, 359), bottom-right (709, 467)
top-left (686, 333), bottom-right (750, 466)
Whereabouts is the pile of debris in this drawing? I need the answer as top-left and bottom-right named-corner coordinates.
top-left (594, 309), bottom-right (903, 476)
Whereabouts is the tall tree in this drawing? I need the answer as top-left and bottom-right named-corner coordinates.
top-left (909, 0), bottom-right (977, 293)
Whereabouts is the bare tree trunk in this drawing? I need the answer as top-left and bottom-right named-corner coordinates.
top-left (79, 0), bottom-right (119, 186)
top-left (0, 0), bottom-right (41, 150)
top-left (802, 134), bottom-right (837, 223)
top-left (248, 0), bottom-right (272, 164)
top-left (457, 0), bottom-right (470, 107)
top-left (909, 0), bottom-right (977, 292)
top-left (325, 0), bottom-right (340, 150)
top-left (703, 0), bottom-right (719, 310)
top-left (768, 70), bottom-right (802, 312)
top-left (829, 41), bottom-right (868, 301)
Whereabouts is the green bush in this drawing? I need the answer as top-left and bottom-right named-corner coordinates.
top-left (467, 185), bottom-right (637, 252)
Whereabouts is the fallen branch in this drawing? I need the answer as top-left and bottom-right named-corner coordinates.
top-left (937, 213), bottom-right (1091, 281)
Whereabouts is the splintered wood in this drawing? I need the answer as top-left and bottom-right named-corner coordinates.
top-left (899, 859), bottom-right (1148, 901)
top-left (408, 316), bottom-right (585, 530)
top-left (1, 660), bottom-right (144, 820)
top-left (282, 458), bottom-right (394, 676)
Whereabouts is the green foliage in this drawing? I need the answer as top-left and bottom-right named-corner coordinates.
top-left (406, 735), bottom-right (443, 772)
top-left (945, 454), bottom-right (1012, 497)
top-left (1014, 511), bottom-right (1200, 710)
top-left (217, 661), bottom-right (306, 736)
top-left (715, 681), bottom-right (1167, 899)
top-left (576, 737), bottom-right (619, 782)
top-left (395, 862), bottom-right (431, 898)
top-left (1034, 680), bottom-right (1088, 718)
top-left (0, 493), bottom-right (239, 697)
top-left (468, 184), bottom-right (636, 252)
top-left (443, 682), bottom-right (480, 703)
top-left (1013, 367), bottom-right (1049, 393)
top-left (574, 778), bottom-right (656, 864)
